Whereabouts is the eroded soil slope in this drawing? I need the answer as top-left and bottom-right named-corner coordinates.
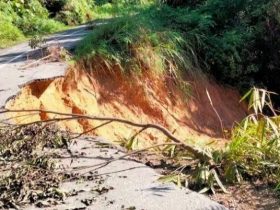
top-left (6, 65), bottom-right (247, 147)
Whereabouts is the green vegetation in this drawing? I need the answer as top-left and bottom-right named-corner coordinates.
top-left (53, 0), bottom-right (94, 25)
top-left (155, 88), bottom-right (280, 194)
top-left (93, 0), bottom-right (153, 18)
top-left (77, 0), bottom-right (280, 103)
top-left (223, 89), bottom-right (280, 184)
top-left (2, 0), bottom-right (279, 97)
top-left (76, 15), bottom-right (190, 76)
top-left (0, 21), bottom-right (24, 48)
top-left (0, 0), bottom-right (95, 48)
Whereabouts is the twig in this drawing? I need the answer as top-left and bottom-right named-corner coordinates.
top-left (10, 116), bottom-right (82, 131)
top-left (69, 143), bottom-right (183, 176)
top-left (0, 113), bottom-right (38, 123)
top-left (69, 120), bottom-right (113, 140)
top-left (20, 54), bottom-right (52, 70)
top-left (206, 89), bottom-right (225, 138)
top-left (1, 109), bottom-right (212, 161)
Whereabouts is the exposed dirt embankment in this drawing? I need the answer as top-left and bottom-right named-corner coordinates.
top-left (5, 64), bottom-right (247, 147)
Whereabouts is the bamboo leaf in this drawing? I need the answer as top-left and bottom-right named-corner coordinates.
top-left (158, 174), bottom-right (178, 183)
top-left (212, 170), bottom-right (229, 194)
top-left (267, 118), bottom-right (280, 137)
top-left (199, 187), bottom-right (210, 194)
top-left (261, 89), bottom-right (266, 109)
top-left (177, 175), bottom-right (182, 188)
top-left (240, 89), bottom-right (252, 102)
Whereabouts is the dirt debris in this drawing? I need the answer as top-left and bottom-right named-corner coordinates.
top-left (0, 124), bottom-right (114, 209)
top-left (0, 124), bottom-right (70, 209)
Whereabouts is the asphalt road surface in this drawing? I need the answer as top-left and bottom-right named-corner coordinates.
top-left (0, 24), bottom-right (89, 108)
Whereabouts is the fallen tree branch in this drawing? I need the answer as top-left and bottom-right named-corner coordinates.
top-left (10, 116), bottom-right (82, 131)
top-left (19, 54), bottom-right (52, 70)
top-left (70, 143), bottom-right (183, 176)
top-left (1, 109), bottom-right (212, 161)
top-left (69, 120), bottom-right (113, 140)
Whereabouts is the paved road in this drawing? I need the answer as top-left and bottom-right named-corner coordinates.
top-left (26, 136), bottom-right (226, 210)
top-left (0, 25), bottom-right (90, 108)
top-left (0, 26), bottom-right (226, 210)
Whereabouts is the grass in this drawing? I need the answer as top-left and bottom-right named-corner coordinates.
top-left (0, 21), bottom-right (25, 48)
top-left (18, 18), bottom-right (67, 36)
top-left (0, 19), bottom-right (68, 49)
top-left (75, 5), bottom-right (199, 86)
top-left (223, 119), bottom-right (280, 184)
top-left (221, 88), bottom-right (280, 185)
top-left (92, 1), bottom-right (153, 19)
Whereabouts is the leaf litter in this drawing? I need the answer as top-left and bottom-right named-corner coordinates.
top-left (0, 123), bottom-right (111, 209)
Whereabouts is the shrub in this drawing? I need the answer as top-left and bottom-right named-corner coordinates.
top-left (0, 0), bottom-right (67, 45)
top-left (55, 0), bottom-right (95, 25)
top-left (222, 88), bottom-right (280, 187)
top-left (35, 19), bottom-right (65, 34)
top-left (10, 0), bottom-right (49, 19)
top-left (0, 21), bottom-right (24, 48)
top-left (0, 2), bottom-right (17, 23)
top-left (0, 0), bottom-right (66, 33)
top-left (16, 17), bottom-right (65, 35)
top-left (154, 0), bottom-right (280, 104)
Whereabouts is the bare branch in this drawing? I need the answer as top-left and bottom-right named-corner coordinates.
top-left (1, 109), bottom-right (212, 161)
top-left (70, 143), bottom-right (183, 176)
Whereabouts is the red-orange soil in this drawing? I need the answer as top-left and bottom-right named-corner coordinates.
top-left (6, 64), bottom-right (247, 148)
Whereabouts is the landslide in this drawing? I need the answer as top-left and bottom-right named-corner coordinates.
top-left (5, 61), bottom-right (247, 147)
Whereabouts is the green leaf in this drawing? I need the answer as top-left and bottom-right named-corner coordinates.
top-left (240, 89), bottom-right (252, 103)
top-left (177, 175), bottom-right (182, 188)
top-left (267, 118), bottom-right (279, 137)
top-left (212, 170), bottom-right (229, 194)
top-left (158, 174), bottom-right (178, 183)
top-left (199, 187), bottom-right (210, 194)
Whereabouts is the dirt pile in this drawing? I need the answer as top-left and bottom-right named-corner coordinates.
top-left (5, 64), bottom-right (247, 147)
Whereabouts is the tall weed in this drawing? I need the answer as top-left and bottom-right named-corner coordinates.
top-left (76, 12), bottom-right (193, 76)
